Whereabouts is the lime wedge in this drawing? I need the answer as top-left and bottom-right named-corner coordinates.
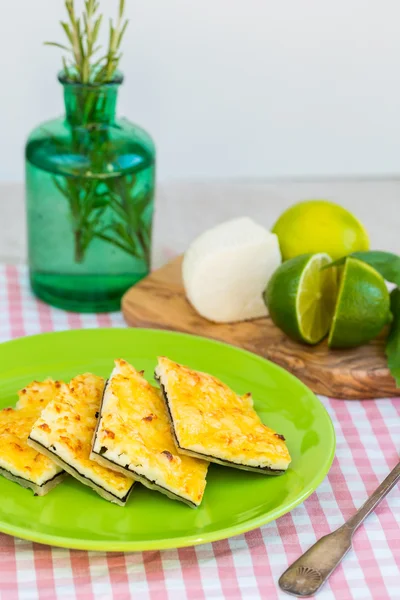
top-left (328, 258), bottom-right (391, 348)
top-left (264, 253), bottom-right (337, 345)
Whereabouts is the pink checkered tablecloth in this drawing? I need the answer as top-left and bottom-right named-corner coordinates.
top-left (1, 264), bottom-right (400, 600)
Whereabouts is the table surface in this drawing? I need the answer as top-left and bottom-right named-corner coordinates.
top-left (1, 179), bottom-right (400, 599)
top-left (2, 178), bottom-right (400, 266)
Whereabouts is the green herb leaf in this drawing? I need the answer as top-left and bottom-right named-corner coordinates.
top-left (62, 56), bottom-right (71, 79)
top-left (118, 20), bottom-right (129, 47)
top-left (44, 42), bottom-right (72, 52)
top-left (385, 288), bottom-right (400, 388)
top-left (93, 15), bottom-right (103, 42)
top-left (61, 22), bottom-right (74, 45)
top-left (92, 196), bottom-right (109, 209)
top-left (95, 232), bottom-right (140, 258)
top-left (322, 251), bottom-right (400, 287)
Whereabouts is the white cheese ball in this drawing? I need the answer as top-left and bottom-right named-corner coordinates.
top-left (182, 217), bottom-right (281, 323)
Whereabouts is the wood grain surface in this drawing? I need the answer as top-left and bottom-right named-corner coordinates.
top-left (122, 256), bottom-right (399, 399)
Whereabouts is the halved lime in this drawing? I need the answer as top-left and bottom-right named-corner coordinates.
top-left (328, 258), bottom-right (391, 348)
top-left (264, 253), bottom-right (337, 345)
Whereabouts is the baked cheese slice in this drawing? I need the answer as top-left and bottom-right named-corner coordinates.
top-left (16, 378), bottom-right (65, 410)
top-left (28, 373), bottom-right (134, 506)
top-left (155, 357), bottom-right (291, 474)
top-left (0, 379), bottom-right (67, 495)
top-left (91, 359), bottom-right (209, 508)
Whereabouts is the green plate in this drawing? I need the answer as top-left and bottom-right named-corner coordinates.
top-left (0, 328), bottom-right (335, 552)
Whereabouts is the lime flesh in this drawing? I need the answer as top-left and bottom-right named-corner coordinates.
top-left (265, 253), bottom-right (337, 345)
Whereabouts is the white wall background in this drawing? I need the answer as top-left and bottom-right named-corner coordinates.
top-left (1, 0), bottom-right (400, 182)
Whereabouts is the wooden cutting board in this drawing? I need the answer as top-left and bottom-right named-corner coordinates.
top-left (122, 256), bottom-right (399, 399)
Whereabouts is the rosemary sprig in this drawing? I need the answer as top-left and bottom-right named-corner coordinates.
top-left (43, 1), bottom-right (152, 268)
top-left (45, 0), bottom-right (128, 83)
top-left (52, 167), bottom-right (152, 266)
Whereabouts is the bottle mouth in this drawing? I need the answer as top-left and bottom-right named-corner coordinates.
top-left (58, 70), bottom-right (123, 87)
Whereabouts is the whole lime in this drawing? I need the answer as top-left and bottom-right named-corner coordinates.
top-left (272, 200), bottom-right (370, 261)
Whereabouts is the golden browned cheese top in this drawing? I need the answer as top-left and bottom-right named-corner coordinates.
top-left (97, 360), bottom-right (208, 504)
top-left (0, 379), bottom-right (65, 483)
top-left (31, 374), bottom-right (133, 495)
top-left (158, 357), bottom-right (291, 468)
top-left (16, 379), bottom-right (67, 411)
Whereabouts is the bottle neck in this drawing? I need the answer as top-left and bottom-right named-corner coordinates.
top-left (63, 84), bottom-right (119, 126)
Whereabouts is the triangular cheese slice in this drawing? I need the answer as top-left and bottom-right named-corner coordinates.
top-left (28, 373), bottom-right (134, 506)
top-left (0, 379), bottom-right (67, 495)
top-left (91, 359), bottom-right (209, 508)
top-left (155, 357), bottom-right (291, 474)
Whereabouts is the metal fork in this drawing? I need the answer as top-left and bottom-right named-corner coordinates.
top-left (279, 460), bottom-right (400, 597)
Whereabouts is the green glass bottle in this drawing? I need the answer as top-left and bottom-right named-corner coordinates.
top-left (25, 72), bottom-right (155, 313)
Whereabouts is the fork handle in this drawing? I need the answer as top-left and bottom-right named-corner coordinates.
top-left (346, 460), bottom-right (400, 530)
top-left (279, 460), bottom-right (400, 597)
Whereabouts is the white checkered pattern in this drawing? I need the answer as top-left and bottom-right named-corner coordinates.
top-left (0, 264), bottom-right (399, 599)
